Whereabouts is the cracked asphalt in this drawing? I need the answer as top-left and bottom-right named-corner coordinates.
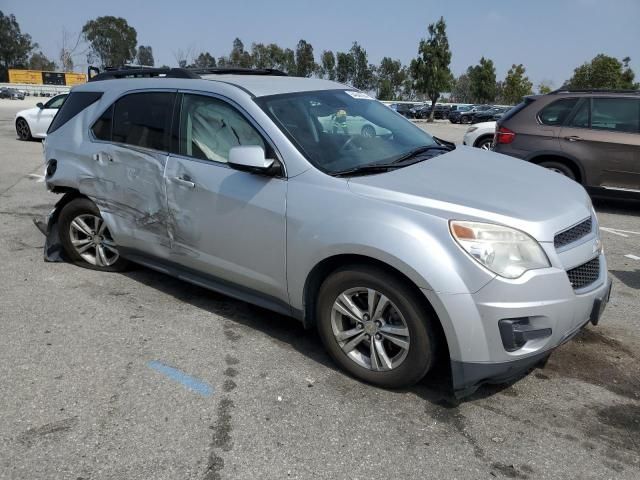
top-left (0, 98), bottom-right (639, 479)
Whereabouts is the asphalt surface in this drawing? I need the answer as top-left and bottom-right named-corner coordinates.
top-left (1, 98), bottom-right (639, 479)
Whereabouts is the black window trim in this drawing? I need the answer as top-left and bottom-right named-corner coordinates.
top-left (564, 97), bottom-right (591, 130)
top-left (89, 88), bottom-right (179, 155)
top-left (171, 89), bottom-right (286, 178)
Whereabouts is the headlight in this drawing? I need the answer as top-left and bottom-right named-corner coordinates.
top-left (450, 221), bottom-right (550, 279)
top-left (466, 126), bottom-right (478, 133)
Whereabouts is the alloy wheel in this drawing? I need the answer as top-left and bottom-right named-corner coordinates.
top-left (68, 214), bottom-right (119, 267)
top-left (331, 287), bottom-right (410, 371)
top-left (16, 119), bottom-right (30, 140)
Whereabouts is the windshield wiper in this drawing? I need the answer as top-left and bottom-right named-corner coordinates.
top-left (389, 144), bottom-right (452, 164)
top-left (332, 163), bottom-right (404, 177)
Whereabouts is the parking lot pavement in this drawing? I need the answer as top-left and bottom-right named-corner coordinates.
top-left (0, 98), bottom-right (639, 479)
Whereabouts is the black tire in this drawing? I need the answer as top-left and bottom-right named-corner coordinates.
top-left (316, 265), bottom-right (437, 388)
top-left (475, 136), bottom-right (494, 150)
top-left (538, 161), bottom-right (577, 181)
top-left (15, 118), bottom-right (32, 141)
top-left (58, 197), bottom-right (130, 272)
top-left (461, 115), bottom-right (471, 124)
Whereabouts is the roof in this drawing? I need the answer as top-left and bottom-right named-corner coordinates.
top-left (200, 74), bottom-right (346, 97)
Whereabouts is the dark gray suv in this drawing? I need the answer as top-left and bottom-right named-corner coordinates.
top-left (494, 89), bottom-right (640, 196)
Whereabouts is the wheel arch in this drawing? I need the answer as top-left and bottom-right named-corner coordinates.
top-left (526, 152), bottom-right (585, 184)
top-left (473, 133), bottom-right (494, 148)
top-left (302, 253), bottom-right (450, 360)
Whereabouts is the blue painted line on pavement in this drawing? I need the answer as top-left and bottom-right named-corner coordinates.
top-left (147, 360), bottom-right (213, 397)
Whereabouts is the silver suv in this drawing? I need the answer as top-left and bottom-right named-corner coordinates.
top-left (41, 67), bottom-right (611, 396)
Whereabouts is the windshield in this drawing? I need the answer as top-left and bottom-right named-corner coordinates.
top-left (255, 89), bottom-right (438, 174)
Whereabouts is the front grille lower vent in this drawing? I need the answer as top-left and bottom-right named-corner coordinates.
top-left (554, 217), bottom-right (592, 249)
top-left (566, 257), bottom-right (600, 290)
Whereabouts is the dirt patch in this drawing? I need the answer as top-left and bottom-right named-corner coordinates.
top-left (546, 328), bottom-right (639, 400)
top-left (18, 417), bottom-right (78, 446)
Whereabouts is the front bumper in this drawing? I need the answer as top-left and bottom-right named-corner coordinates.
top-left (422, 252), bottom-right (611, 396)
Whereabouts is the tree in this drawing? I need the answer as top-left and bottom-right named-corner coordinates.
top-left (468, 57), bottom-right (497, 103)
top-left (451, 74), bottom-right (473, 103)
top-left (335, 51), bottom-right (355, 84)
top-left (537, 80), bottom-right (553, 95)
top-left (191, 52), bottom-right (216, 68)
top-left (59, 29), bottom-right (85, 72)
top-left (349, 42), bottom-right (373, 90)
top-left (295, 39), bottom-right (316, 77)
top-left (410, 17), bottom-right (453, 121)
top-left (502, 64), bottom-right (533, 104)
top-left (567, 54), bottom-right (637, 89)
top-left (376, 57), bottom-right (406, 100)
top-left (28, 51), bottom-right (56, 71)
top-left (137, 45), bottom-right (154, 66)
top-left (320, 50), bottom-right (336, 80)
top-left (82, 16), bottom-right (137, 68)
top-left (0, 11), bottom-right (37, 79)
top-left (229, 38), bottom-right (253, 68)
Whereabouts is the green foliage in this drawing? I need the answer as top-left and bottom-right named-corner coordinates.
top-left (468, 57), bottom-right (497, 103)
top-left (28, 51), bottom-right (56, 71)
top-left (137, 45), bottom-right (154, 66)
top-left (320, 50), bottom-right (336, 80)
top-left (376, 57), bottom-right (406, 100)
top-left (295, 40), bottom-right (316, 77)
top-left (336, 51), bottom-right (355, 84)
top-left (451, 74), bottom-right (473, 103)
top-left (502, 64), bottom-right (533, 104)
top-left (0, 11), bottom-right (36, 79)
top-left (538, 81), bottom-right (553, 95)
top-left (82, 16), bottom-right (137, 68)
top-left (229, 38), bottom-right (253, 68)
top-left (568, 54), bottom-right (637, 89)
top-left (349, 42), bottom-right (373, 90)
top-left (191, 52), bottom-right (216, 68)
top-left (410, 17), bottom-right (453, 120)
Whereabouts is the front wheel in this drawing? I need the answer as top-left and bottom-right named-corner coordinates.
top-left (15, 118), bottom-right (32, 140)
top-left (58, 198), bottom-right (130, 271)
top-left (316, 266), bottom-right (436, 388)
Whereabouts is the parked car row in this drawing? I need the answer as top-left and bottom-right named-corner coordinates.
top-left (449, 104), bottom-right (513, 124)
top-left (0, 87), bottom-right (26, 100)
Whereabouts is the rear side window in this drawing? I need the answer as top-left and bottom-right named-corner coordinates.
top-left (538, 98), bottom-right (579, 126)
top-left (47, 91), bottom-right (103, 134)
top-left (591, 98), bottom-right (640, 133)
top-left (112, 92), bottom-right (176, 151)
top-left (92, 104), bottom-right (113, 141)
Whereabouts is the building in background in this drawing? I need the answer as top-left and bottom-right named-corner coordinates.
top-left (8, 69), bottom-right (86, 86)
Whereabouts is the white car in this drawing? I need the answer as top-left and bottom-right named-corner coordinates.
top-left (15, 94), bottom-right (67, 140)
top-left (318, 114), bottom-right (391, 137)
top-left (462, 121), bottom-right (496, 150)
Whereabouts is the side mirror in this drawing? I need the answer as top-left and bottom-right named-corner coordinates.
top-left (228, 146), bottom-right (275, 174)
top-left (36, 102), bottom-right (44, 109)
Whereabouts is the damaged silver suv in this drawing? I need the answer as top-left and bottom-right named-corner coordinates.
top-left (41, 67), bottom-right (611, 396)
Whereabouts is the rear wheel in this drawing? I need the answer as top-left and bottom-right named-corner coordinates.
top-left (361, 125), bottom-right (376, 138)
top-left (58, 198), bottom-right (130, 271)
top-left (316, 266), bottom-right (436, 388)
top-left (15, 118), bottom-right (32, 140)
top-left (539, 161), bottom-right (576, 181)
top-left (475, 136), bottom-right (494, 150)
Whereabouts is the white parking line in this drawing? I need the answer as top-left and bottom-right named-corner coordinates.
top-left (601, 227), bottom-right (629, 237)
top-left (624, 254), bottom-right (640, 261)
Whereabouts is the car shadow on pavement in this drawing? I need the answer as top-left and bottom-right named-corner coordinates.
top-left (609, 269), bottom-right (640, 289)
top-left (592, 196), bottom-right (640, 216)
top-left (123, 266), bottom-right (523, 405)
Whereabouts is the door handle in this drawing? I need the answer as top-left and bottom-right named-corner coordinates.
top-left (92, 152), bottom-right (112, 162)
top-left (173, 175), bottom-right (195, 188)
top-left (564, 136), bottom-right (582, 142)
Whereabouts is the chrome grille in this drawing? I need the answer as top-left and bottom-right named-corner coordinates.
top-left (554, 217), bottom-right (592, 249)
top-left (567, 257), bottom-right (600, 290)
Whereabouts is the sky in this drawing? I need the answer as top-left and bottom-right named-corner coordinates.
top-left (3, 0), bottom-right (639, 89)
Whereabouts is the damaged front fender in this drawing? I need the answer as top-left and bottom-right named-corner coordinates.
top-left (34, 191), bottom-right (86, 262)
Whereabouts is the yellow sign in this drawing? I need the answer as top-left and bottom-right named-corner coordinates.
top-left (65, 73), bottom-right (87, 86)
top-left (8, 69), bottom-right (42, 84)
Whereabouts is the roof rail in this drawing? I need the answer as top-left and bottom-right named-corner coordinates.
top-left (549, 87), bottom-right (640, 95)
top-left (87, 66), bottom-right (288, 82)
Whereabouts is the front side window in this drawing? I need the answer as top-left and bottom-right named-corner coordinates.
top-left (111, 92), bottom-right (176, 151)
top-left (256, 89), bottom-right (438, 174)
top-left (538, 98), bottom-right (579, 126)
top-left (179, 94), bottom-right (266, 163)
top-left (44, 94), bottom-right (67, 109)
top-left (591, 98), bottom-right (640, 133)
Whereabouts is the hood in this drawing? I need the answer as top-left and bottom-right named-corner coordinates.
top-left (347, 146), bottom-right (592, 242)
